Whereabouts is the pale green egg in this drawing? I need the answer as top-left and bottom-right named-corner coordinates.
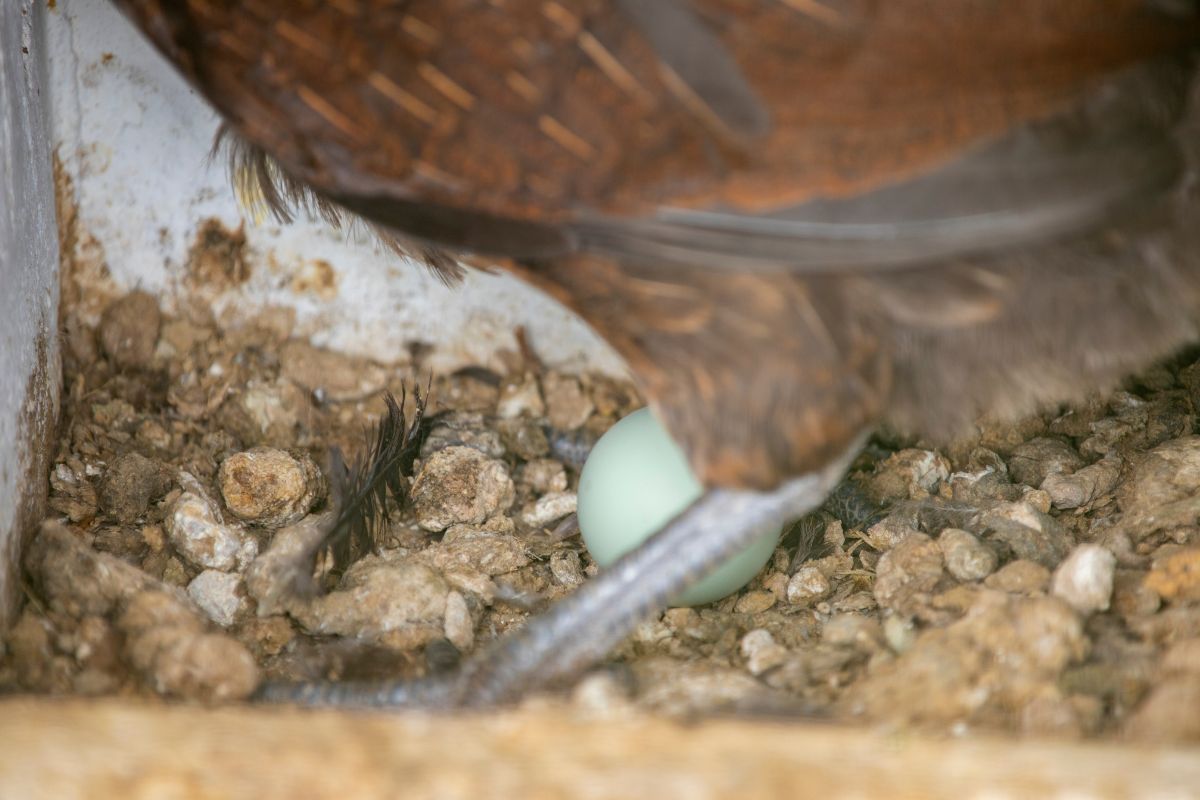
top-left (577, 408), bottom-right (781, 606)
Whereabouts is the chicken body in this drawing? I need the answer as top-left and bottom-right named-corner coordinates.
top-left (113, 0), bottom-right (1200, 706)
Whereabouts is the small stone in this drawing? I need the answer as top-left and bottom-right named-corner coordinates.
top-left (583, 374), bottom-right (642, 418)
top-left (7, 611), bottom-right (54, 690)
top-left (1041, 454), bottom-right (1122, 511)
top-left (633, 658), bottom-right (787, 716)
top-left (847, 593), bottom-right (1085, 727)
top-left (411, 446), bottom-right (515, 532)
top-left (873, 533), bottom-right (945, 614)
top-left (982, 501), bottom-right (1072, 569)
top-left (1019, 690), bottom-right (1092, 738)
top-left (519, 491), bottom-right (577, 528)
top-left (1125, 676), bottom-right (1200, 742)
top-left (938, 528), bottom-right (998, 582)
top-left (542, 372), bottom-right (594, 430)
top-left (72, 615), bottom-right (121, 672)
top-left (869, 449), bottom-right (950, 502)
top-left (1144, 547), bottom-right (1200, 603)
top-left (165, 486), bottom-right (258, 571)
top-left (443, 569), bottom-right (499, 603)
top-left (864, 518), bottom-right (921, 552)
top-left (142, 524), bottom-right (167, 553)
top-left (1163, 638), bottom-right (1200, 676)
top-left (24, 521), bottom-right (174, 618)
top-left (443, 590), bottom-right (474, 652)
top-left (883, 615), bottom-right (917, 654)
top-left (422, 412), bottom-right (507, 459)
top-left (291, 556), bottom-right (448, 648)
top-left (218, 447), bottom-right (324, 528)
top-left (634, 620), bottom-right (672, 645)
top-left (517, 459), bottom-right (568, 494)
top-left (1051, 545), bottom-right (1116, 615)
top-left (99, 453), bottom-right (173, 524)
top-left (985, 559), bottom-right (1051, 594)
top-left (1007, 438), bottom-right (1084, 487)
top-left (225, 380), bottom-right (309, 447)
top-left (734, 590), bottom-right (776, 614)
top-left (1118, 436), bottom-right (1200, 538)
top-left (441, 370), bottom-right (500, 412)
top-left (786, 566), bottom-right (831, 606)
top-left (549, 550), bottom-right (585, 588)
top-left (187, 570), bottom-right (251, 627)
top-left (1022, 488), bottom-right (1053, 514)
top-left (496, 419), bottom-right (550, 460)
top-left (976, 413), bottom-right (1049, 456)
top-left (426, 523), bottom-right (530, 577)
top-left (571, 671), bottom-right (635, 719)
top-left (92, 526), bottom-right (149, 560)
top-left (496, 374), bottom-right (544, 418)
top-left (99, 291), bottom-right (161, 370)
top-left (740, 629), bottom-right (788, 676)
top-left (119, 590), bottom-right (259, 701)
top-left (763, 571), bottom-right (789, 604)
top-left (822, 614), bottom-right (884, 650)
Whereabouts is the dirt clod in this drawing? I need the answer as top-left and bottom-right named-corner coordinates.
top-left (98, 290), bottom-right (160, 370)
top-left (218, 447), bottom-right (324, 528)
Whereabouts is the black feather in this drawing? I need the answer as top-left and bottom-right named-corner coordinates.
top-left (320, 384), bottom-right (433, 573)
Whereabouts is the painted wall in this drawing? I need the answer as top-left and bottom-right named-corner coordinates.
top-left (0, 0), bottom-right (61, 627)
top-left (45, 0), bottom-right (623, 375)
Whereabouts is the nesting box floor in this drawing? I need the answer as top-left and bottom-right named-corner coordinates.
top-left (4, 282), bottom-right (1200, 746)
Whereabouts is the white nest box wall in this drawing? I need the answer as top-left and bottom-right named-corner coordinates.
top-left (0, 0), bottom-right (625, 627)
top-left (45, 0), bottom-right (622, 375)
